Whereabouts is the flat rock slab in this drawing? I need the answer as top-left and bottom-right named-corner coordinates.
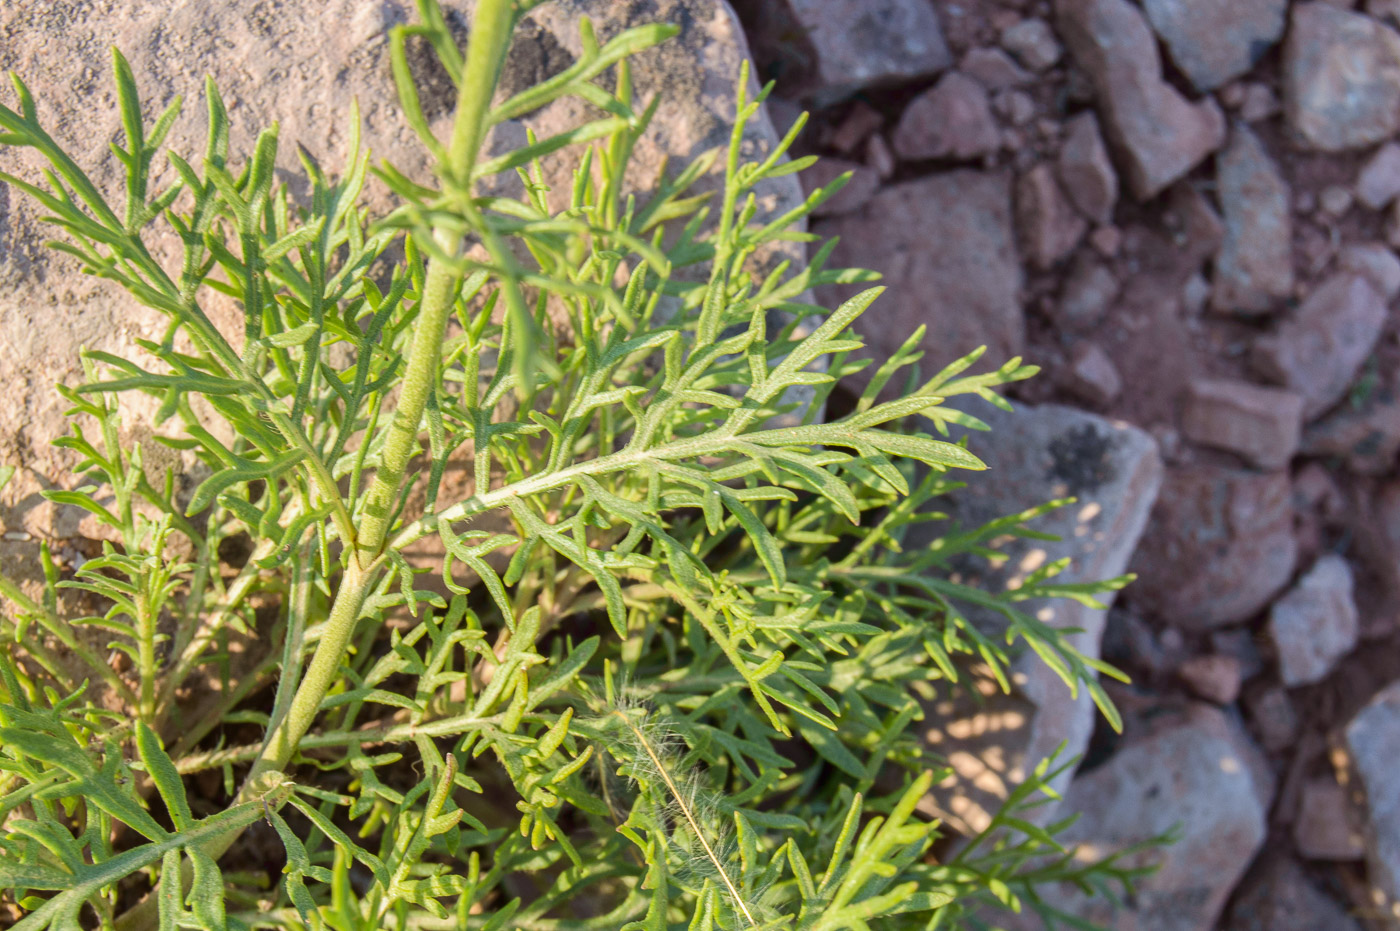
top-left (0, 0), bottom-right (804, 546)
top-left (1130, 464), bottom-right (1297, 629)
top-left (814, 170), bottom-right (1024, 375)
top-left (1345, 679), bottom-right (1400, 917)
top-left (917, 404), bottom-right (1162, 835)
top-left (1056, 0), bottom-right (1225, 199)
top-left (992, 702), bottom-right (1274, 931)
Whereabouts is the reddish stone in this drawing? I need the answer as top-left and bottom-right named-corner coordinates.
top-left (1301, 391), bottom-right (1400, 475)
top-left (1016, 164), bottom-right (1088, 269)
top-left (1057, 255), bottom-right (1120, 328)
top-left (892, 72), bottom-right (999, 161)
top-left (1057, 112), bottom-right (1119, 224)
top-left (1130, 465), bottom-right (1297, 629)
top-left (1056, 0), bottom-right (1226, 198)
top-left (959, 47), bottom-right (1032, 90)
top-left (863, 133), bottom-right (895, 179)
top-left (1066, 341), bottom-right (1122, 405)
top-left (786, 0), bottom-right (952, 98)
top-left (827, 101), bottom-right (883, 154)
top-left (1180, 378), bottom-right (1304, 470)
top-left (1226, 856), bottom-right (1363, 931)
top-left (1245, 686), bottom-right (1298, 753)
top-left (1339, 242), bottom-right (1400, 299)
top-left (814, 171), bottom-right (1024, 371)
top-left (1177, 654), bottom-right (1243, 704)
top-left (1252, 273), bottom-right (1388, 419)
top-left (1000, 18), bottom-right (1062, 72)
top-left (1212, 125), bottom-right (1294, 315)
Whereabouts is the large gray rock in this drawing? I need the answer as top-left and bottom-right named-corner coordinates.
top-left (993, 702), bottom-right (1274, 931)
top-left (814, 171), bottom-right (1024, 374)
top-left (1056, 0), bottom-right (1226, 199)
top-left (1284, 2), bottom-right (1400, 152)
top-left (917, 405), bottom-right (1163, 835)
top-left (1345, 680), bottom-right (1400, 919)
top-left (0, 0), bottom-right (805, 545)
top-left (1141, 0), bottom-right (1288, 93)
top-left (1212, 124), bottom-right (1294, 315)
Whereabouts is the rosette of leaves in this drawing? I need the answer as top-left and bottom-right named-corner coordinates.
top-left (0, 1), bottom-right (1151, 928)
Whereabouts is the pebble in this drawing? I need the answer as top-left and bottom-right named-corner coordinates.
top-left (1357, 142), bottom-right (1400, 209)
top-left (891, 71), bottom-right (1000, 161)
top-left (1268, 554), bottom-right (1359, 686)
top-left (1057, 111), bottom-right (1119, 224)
top-left (959, 47), bottom-right (1032, 91)
top-left (1057, 255), bottom-right (1120, 328)
top-left (1319, 184), bottom-right (1354, 217)
top-left (1065, 341), bottom-right (1123, 405)
top-left (1177, 653), bottom-right (1243, 704)
top-left (827, 101), bottom-right (883, 154)
top-left (1016, 163), bottom-right (1089, 269)
top-left (1000, 18), bottom-right (1062, 71)
top-left (1339, 241), bottom-right (1400, 299)
top-left (863, 133), bottom-right (895, 179)
top-left (1246, 685), bottom-right (1299, 753)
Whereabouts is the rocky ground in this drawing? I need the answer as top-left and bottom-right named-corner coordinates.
top-left (2, 0), bottom-right (1400, 928)
top-left (732, 0), bottom-right (1400, 927)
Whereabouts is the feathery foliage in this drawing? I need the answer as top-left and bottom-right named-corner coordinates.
top-left (0, 1), bottom-right (1150, 928)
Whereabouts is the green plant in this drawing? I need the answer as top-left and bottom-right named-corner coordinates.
top-left (0, 1), bottom-right (1146, 928)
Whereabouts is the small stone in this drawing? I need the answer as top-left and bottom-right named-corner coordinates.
top-left (1212, 125), bottom-right (1294, 314)
top-left (1226, 856), bottom-right (1364, 931)
top-left (801, 158), bottom-right (881, 217)
top-left (1343, 679), bottom-right (1400, 909)
top-left (1246, 685), bottom-right (1298, 752)
top-left (1000, 18), bottom-right (1062, 71)
top-left (1295, 778), bottom-right (1367, 861)
top-left (1240, 82), bottom-right (1281, 123)
top-left (1177, 654), bottom-right (1243, 704)
top-left (1339, 242), bottom-right (1400, 298)
top-left (1057, 0), bottom-right (1226, 199)
top-left (1388, 200), bottom-right (1400, 249)
top-left (1016, 163), bottom-right (1089, 269)
top-left (1141, 0), bottom-right (1289, 92)
top-left (1057, 256), bottom-right (1120, 327)
top-left (1218, 82), bottom-right (1248, 109)
top-left (1057, 111), bottom-right (1119, 224)
top-left (1181, 378), bottom-right (1305, 470)
top-left (1284, 2), bottom-right (1400, 152)
top-left (1357, 143), bottom-right (1400, 209)
top-left (1182, 272), bottom-right (1210, 315)
top-left (1252, 273), bottom-right (1388, 419)
top-left (891, 72), bottom-right (999, 161)
top-left (1294, 462), bottom-right (1347, 522)
top-left (827, 101), bottom-right (883, 154)
top-left (1090, 225), bottom-right (1122, 256)
top-left (995, 89), bottom-right (1037, 126)
top-left (1131, 465), bottom-right (1297, 629)
top-left (1268, 554), bottom-right (1359, 686)
top-left (863, 133), bottom-right (895, 179)
top-left (1066, 341), bottom-right (1122, 405)
top-left (1320, 184), bottom-right (1354, 217)
top-left (786, 0), bottom-right (952, 98)
top-left (959, 47), bottom-right (1032, 90)
top-left (1373, 0), bottom-right (1400, 28)
top-left (1209, 627), bottom-right (1266, 681)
